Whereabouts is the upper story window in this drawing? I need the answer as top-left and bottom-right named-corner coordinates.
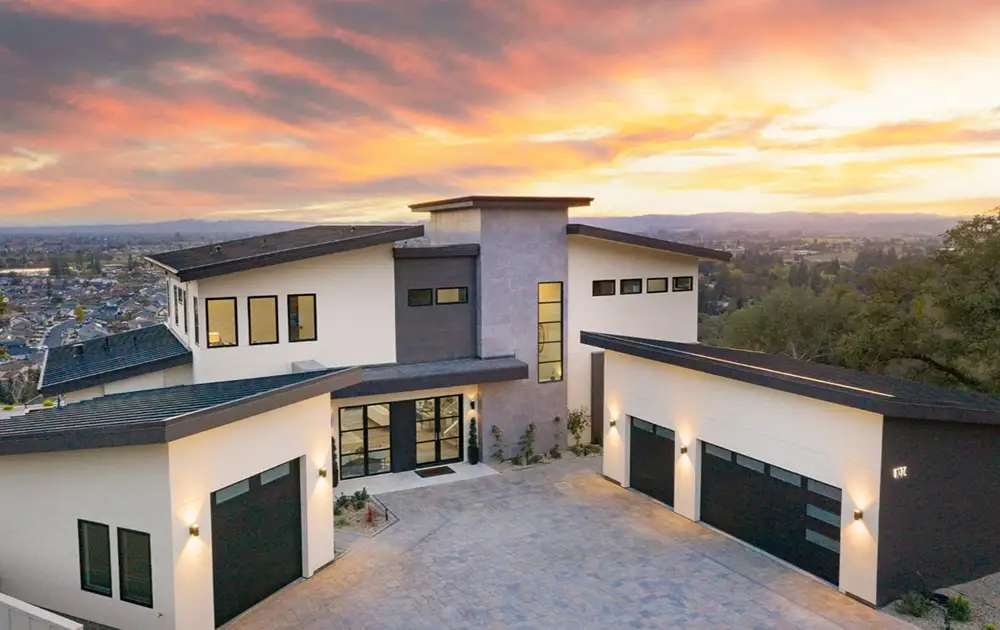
top-left (620, 279), bottom-right (642, 295)
top-left (673, 276), bottom-right (694, 292)
top-left (181, 289), bottom-right (188, 333)
top-left (592, 280), bottom-right (615, 296)
top-left (407, 288), bottom-right (433, 307)
top-left (248, 296), bottom-right (279, 345)
top-left (538, 282), bottom-right (563, 383)
top-left (435, 287), bottom-right (468, 305)
top-left (647, 278), bottom-right (668, 293)
top-left (78, 520), bottom-right (112, 597)
top-left (206, 297), bottom-right (238, 347)
top-left (118, 528), bottom-right (153, 608)
top-left (288, 294), bottom-right (317, 342)
top-left (193, 297), bottom-right (200, 345)
top-left (173, 287), bottom-right (180, 325)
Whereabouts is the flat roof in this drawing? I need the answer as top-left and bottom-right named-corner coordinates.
top-left (409, 195), bottom-right (594, 213)
top-left (0, 368), bottom-right (362, 456)
top-left (40, 324), bottom-right (192, 396)
top-left (145, 224), bottom-right (424, 281)
top-left (567, 224), bottom-right (731, 262)
top-left (333, 356), bottom-right (529, 399)
top-left (582, 332), bottom-right (1000, 425)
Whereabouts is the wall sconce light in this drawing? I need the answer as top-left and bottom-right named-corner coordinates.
top-left (853, 509), bottom-right (863, 521)
top-left (609, 418), bottom-right (617, 428)
top-left (189, 524), bottom-right (200, 537)
top-left (680, 445), bottom-right (688, 455)
top-left (319, 467), bottom-right (328, 478)
top-left (469, 398), bottom-right (476, 410)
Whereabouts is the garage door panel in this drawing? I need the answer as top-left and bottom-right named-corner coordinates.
top-left (629, 416), bottom-right (674, 507)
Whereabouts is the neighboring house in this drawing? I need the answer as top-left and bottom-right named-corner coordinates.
top-left (583, 332), bottom-right (1000, 608)
top-left (8, 196), bottom-right (726, 630)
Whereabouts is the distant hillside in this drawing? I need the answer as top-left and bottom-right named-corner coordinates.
top-left (576, 212), bottom-right (967, 237)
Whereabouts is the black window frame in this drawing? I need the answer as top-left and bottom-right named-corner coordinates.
top-left (592, 280), bottom-right (616, 296)
top-left (287, 293), bottom-right (318, 343)
top-left (117, 528), bottom-right (153, 608)
top-left (620, 278), bottom-right (643, 295)
top-left (78, 520), bottom-right (112, 598)
top-left (173, 287), bottom-right (180, 325)
top-left (338, 404), bottom-right (393, 479)
top-left (247, 295), bottom-right (280, 346)
top-left (435, 286), bottom-right (469, 305)
top-left (537, 281), bottom-right (563, 383)
top-left (407, 288), bottom-right (434, 307)
top-left (646, 277), bottom-right (669, 294)
top-left (672, 276), bottom-right (695, 292)
top-left (204, 297), bottom-right (239, 348)
top-left (193, 296), bottom-right (199, 346)
top-left (182, 288), bottom-right (188, 334)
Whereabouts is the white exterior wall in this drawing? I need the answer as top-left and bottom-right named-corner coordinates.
top-left (165, 276), bottom-right (193, 348)
top-left (167, 394), bottom-right (334, 630)
top-left (0, 445), bottom-right (176, 630)
top-left (190, 246), bottom-right (397, 383)
top-left (601, 351), bottom-right (883, 604)
top-left (0, 592), bottom-right (84, 629)
top-left (566, 237), bottom-right (699, 414)
top-left (61, 365), bottom-right (194, 404)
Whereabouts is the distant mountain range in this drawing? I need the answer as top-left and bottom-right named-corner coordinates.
top-left (0, 212), bottom-right (967, 238)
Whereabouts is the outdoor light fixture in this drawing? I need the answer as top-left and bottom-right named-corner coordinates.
top-left (609, 418), bottom-right (617, 428)
top-left (189, 524), bottom-right (200, 537)
top-left (469, 398), bottom-right (476, 410)
top-left (853, 509), bottom-right (863, 521)
top-left (319, 467), bottom-right (328, 478)
top-left (680, 445), bottom-right (688, 455)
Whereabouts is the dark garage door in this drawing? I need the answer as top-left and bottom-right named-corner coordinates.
top-left (629, 417), bottom-right (675, 507)
top-left (212, 458), bottom-right (302, 627)
top-left (700, 442), bottom-right (842, 585)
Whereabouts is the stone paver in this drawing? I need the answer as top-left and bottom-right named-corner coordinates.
top-left (229, 458), bottom-right (914, 630)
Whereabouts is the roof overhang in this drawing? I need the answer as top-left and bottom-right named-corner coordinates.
top-left (39, 351), bottom-right (193, 397)
top-left (393, 244), bottom-right (480, 259)
top-left (333, 356), bottom-right (528, 399)
top-left (409, 195), bottom-right (594, 213)
top-left (567, 224), bottom-right (731, 262)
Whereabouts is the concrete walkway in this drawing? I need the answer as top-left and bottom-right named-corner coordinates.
top-left (229, 457), bottom-right (913, 630)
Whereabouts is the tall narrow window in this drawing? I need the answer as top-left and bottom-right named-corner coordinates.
top-left (193, 297), bottom-right (200, 345)
top-left (339, 404), bottom-right (391, 478)
top-left (78, 520), bottom-right (112, 597)
top-left (248, 296), bottom-right (279, 345)
top-left (288, 294), bottom-right (317, 342)
top-left (537, 282), bottom-right (563, 383)
top-left (182, 289), bottom-right (188, 333)
top-left (118, 529), bottom-right (153, 608)
top-left (173, 287), bottom-right (180, 325)
top-left (205, 297), bottom-right (238, 347)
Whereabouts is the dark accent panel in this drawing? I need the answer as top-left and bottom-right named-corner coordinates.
top-left (567, 223), bottom-right (731, 261)
top-left (393, 244), bottom-right (480, 258)
top-left (390, 401), bottom-right (417, 472)
top-left (332, 362), bottom-right (527, 399)
top-left (629, 418), bottom-right (674, 506)
top-left (394, 256), bottom-right (478, 362)
top-left (590, 352), bottom-right (604, 445)
top-left (212, 459), bottom-right (302, 627)
top-left (876, 417), bottom-right (1000, 605)
top-left (701, 444), bottom-right (840, 585)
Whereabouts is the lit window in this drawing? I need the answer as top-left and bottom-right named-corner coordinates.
top-left (288, 294), bottom-right (317, 342)
top-left (538, 282), bottom-right (563, 383)
top-left (407, 288), bottom-right (433, 307)
top-left (205, 297), bottom-right (238, 347)
top-left (620, 278), bottom-right (642, 294)
top-left (248, 296), bottom-right (279, 345)
top-left (78, 520), bottom-right (112, 597)
top-left (118, 529), bottom-right (153, 607)
top-left (435, 287), bottom-right (468, 304)
top-left (647, 278), bottom-right (668, 293)
top-left (592, 280), bottom-right (615, 296)
top-left (673, 276), bottom-right (694, 292)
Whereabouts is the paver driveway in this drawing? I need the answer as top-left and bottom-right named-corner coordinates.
top-left (229, 458), bottom-right (912, 630)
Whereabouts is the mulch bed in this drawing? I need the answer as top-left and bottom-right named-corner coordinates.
top-left (334, 495), bottom-right (397, 537)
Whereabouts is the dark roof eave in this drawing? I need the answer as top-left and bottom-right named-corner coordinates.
top-left (567, 224), bottom-right (731, 262)
top-left (392, 244), bottom-right (480, 259)
top-left (409, 195), bottom-right (594, 213)
top-left (333, 360), bottom-right (529, 399)
top-left (39, 351), bottom-right (193, 397)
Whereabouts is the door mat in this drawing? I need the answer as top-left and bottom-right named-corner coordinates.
top-left (415, 466), bottom-right (456, 478)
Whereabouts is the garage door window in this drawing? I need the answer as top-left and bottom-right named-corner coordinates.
top-left (807, 479), bottom-right (842, 501)
top-left (770, 466), bottom-right (801, 486)
top-left (806, 504), bottom-right (840, 527)
top-left (215, 479), bottom-right (250, 504)
top-left (631, 417), bottom-right (655, 433)
top-left (705, 444), bottom-right (732, 461)
top-left (735, 454), bottom-right (765, 473)
top-left (261, 462), bottom-right (291, 485)
top-left (806, 529), bottom-right (841, 553)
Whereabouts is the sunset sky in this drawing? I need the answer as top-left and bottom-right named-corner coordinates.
top-left (1, 0), bottom-right (999, 225)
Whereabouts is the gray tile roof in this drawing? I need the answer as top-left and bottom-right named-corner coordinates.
top-left (40, 324), bottom-right (191, 396)
top-left (1, 368), bottom-right (362, 455)
top-left (567, 224), bottom-right (732, 262)
top-left (333, 356), bottom-right (529, 398)
top-left (145, 224), bottom-right (424, 281)
top-left (582, 332), bottom-right (1000, 425)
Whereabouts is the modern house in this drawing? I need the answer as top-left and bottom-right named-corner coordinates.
top-left (2, 196), bottom-right (728, 630)
top-left (583, 332), bottom-right (1000, 607)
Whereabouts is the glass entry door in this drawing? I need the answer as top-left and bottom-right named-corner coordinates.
top-left (415, 395), bottom-right (463, 466)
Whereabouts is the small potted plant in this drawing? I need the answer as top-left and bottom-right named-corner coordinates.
top-left (467, 418), bottom-right (480, 465)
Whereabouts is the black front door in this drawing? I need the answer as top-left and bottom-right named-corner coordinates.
top-left (629, 416), bottom-right (675, 506)
top-left (700, 442), bottom-right (841, 585)
top-left (212, 459), bottom-right (302, 627)
top-left (415, 395), bottom-right (463, 467)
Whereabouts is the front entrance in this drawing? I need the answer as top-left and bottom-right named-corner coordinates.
top-left (211, 458), bottom-right (302, 627)
top-left (416, 395), bottom-right (463, 467)
top-left (629, 416), bottom-right (675, 506)
top-left (700, 442), bottom-right (842, 585)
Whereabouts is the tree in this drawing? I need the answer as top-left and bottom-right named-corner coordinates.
top-left (75, 303), bottom-right (85, 322)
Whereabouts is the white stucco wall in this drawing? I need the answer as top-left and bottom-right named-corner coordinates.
top-left (190, 245), bottom-right (397, 383)
top-left (167, 394), bottom-right (334, 630)
top-left (61, 365), bottom-right (194, 404)
top-left (0, 445), bottom-right (176, 630)
top-left (165, 276), bottom-right (193, 348)
top-left (566, 236), bottom-right (700, 414)
top-left (601, 351), bottom-right (883, 604)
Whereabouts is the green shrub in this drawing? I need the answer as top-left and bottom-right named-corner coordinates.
top-left (510, 454), bottom-right (523, 466)
top-left (548, 445), bottom-right (562, 459)
top-left (335, 494), bottom-right (352, 510)
top-left (42, 399), bottom-right (55, 407)
top-left (490, 425), bottom-right (506, 462)
top-left (334, 517), bottom-right (349, 528)
top-left (2, 404), bottom-right (13, 411)
top-left (984, 622), bottom-right (996, 630)
top-left (527, 454), bottom-right (544, 465)
top-left (894, 591), bottom-right (932, 618)
top-left (946, 594), bottom-right (971, 622)
top-left (583, 443), bottom-right (603, 456)
top-left (350, 488), bottom-right (369, 511)
top-left (334, 503), bottom-right (344, 516)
